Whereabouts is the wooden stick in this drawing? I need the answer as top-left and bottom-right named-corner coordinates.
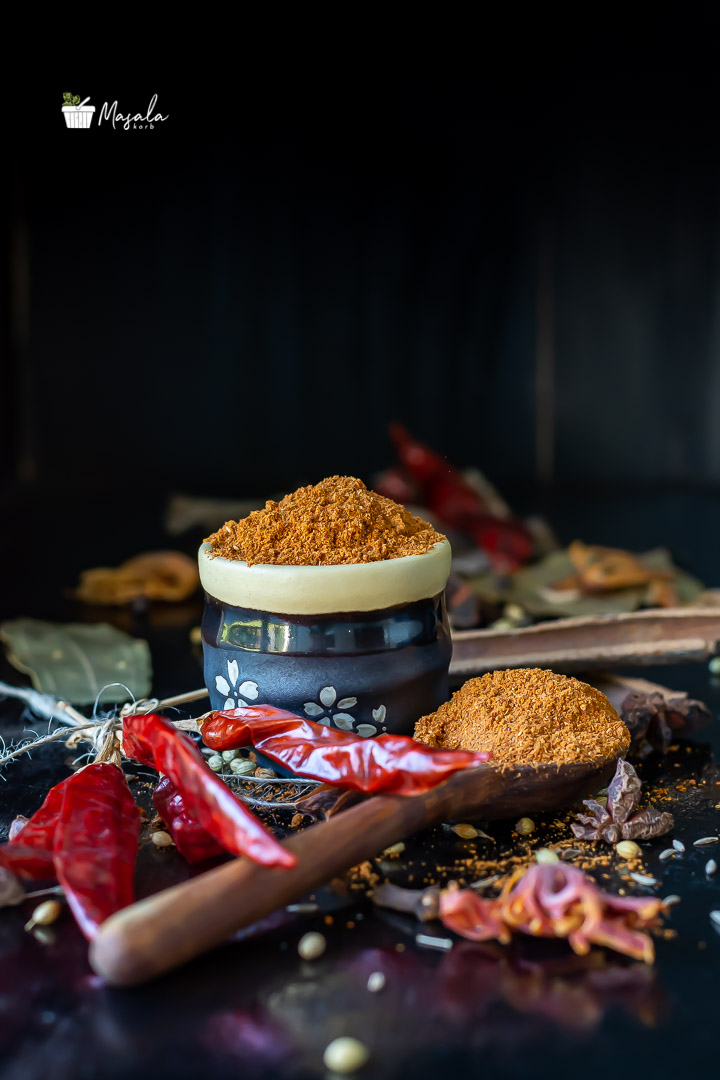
top-left (450, 607), bottom-right (720, 676)
top-left (89, 757), bottom-right (610, 987)
top-left (89, 784), bottom-right (463, 987)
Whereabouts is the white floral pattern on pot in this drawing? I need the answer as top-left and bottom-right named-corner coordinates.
top-left (215, 658), bottom-right (259, 710)
top-left (303, 686), bottom-right (387, 736)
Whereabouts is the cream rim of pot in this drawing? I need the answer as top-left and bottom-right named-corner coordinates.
top-left (198, 539), bottom-right (452, 615)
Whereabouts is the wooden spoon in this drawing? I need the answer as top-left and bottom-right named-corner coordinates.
top-left (90, 755), bottom-right (616, 986)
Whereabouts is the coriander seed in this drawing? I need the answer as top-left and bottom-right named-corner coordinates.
top-left (297, 931), bottom-right (326, 960)
top-left (152, 831), bottom-right (174, 848)
top-left (451, 824), bottom-right (478, 839)
top-left (616, 840), bottom-right (641, 859)
top-left (535, 848), bottom-right (559, 865)
top-left (24, 900), bottom-right (61, 932)
top-left (323, 1037), bottom-right (370, 1074)
top-left (229, 758), bottom-right (256, 776)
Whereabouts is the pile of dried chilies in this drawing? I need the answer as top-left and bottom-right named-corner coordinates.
top-left (0, 712), bottom-right (293, 937)
top-left (123, 712), bottom-right (295, 869)
top-left (0, 706), bottom-right (491, 938)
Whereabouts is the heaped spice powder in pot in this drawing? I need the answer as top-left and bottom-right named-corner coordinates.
top-left (414, 668), bottom-right (630, 765)
top-left (204, 476), bottom-right (445, 567)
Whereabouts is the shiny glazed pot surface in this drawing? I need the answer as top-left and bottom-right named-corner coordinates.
top-left (201, 593), bottom-right (452, 738)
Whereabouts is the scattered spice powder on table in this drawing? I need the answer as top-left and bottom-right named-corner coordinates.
top-left (413, 668), bottom-right (630, 765)
top-left (204, 476), bottom-right (445, 566)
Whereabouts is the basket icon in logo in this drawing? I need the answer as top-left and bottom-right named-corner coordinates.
top-left (61, 92), bottom-right (95, 129)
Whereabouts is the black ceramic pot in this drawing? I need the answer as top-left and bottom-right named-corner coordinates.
top-left (198, 540), bottom-right (453, 742)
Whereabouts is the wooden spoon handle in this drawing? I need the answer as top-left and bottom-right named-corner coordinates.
top-left (90, 783), bottom-right (460, 986)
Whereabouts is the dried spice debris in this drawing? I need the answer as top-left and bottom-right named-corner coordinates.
top-left (414, 668), bottom-right (630, 765)
top-left (204, 476), bottom-right (445, 566)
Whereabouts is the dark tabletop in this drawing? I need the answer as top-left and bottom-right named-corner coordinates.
top-left (2, 488), bottom-right (720, 1080)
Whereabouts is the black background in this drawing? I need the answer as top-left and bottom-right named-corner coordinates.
top-left (4, 14), bottom-right (720, 580)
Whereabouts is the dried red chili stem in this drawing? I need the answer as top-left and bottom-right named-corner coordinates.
top-left (200, 706), bottom-right (491, 795)
top-left (153, 776), bottom-right (225, 864)
top-left (53, 763), bottom-right (139, 940)
top-left (122, 713), bottom-right (295, 869)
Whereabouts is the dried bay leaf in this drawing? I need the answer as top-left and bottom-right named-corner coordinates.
top-left (638, 548), bottom-right (703, 605)
top-left (508, 551), bottom-right (646, 618)
top-left (508, 547), bottom-right (702, 618)
top-left (0, 618), bottom-right (152, 705)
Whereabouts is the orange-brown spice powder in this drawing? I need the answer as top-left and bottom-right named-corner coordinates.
top-left (205, 476), bottom-right (445, 567)
top-left (414, 668), bottom-right (630, 765)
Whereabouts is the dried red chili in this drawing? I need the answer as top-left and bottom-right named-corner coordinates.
top-left (0, 784), bottom-right (64, 880)
top-left (153, 776), bottom-right (225, 864)
top-left (0, 842), bottom-right (53, 882)
top-left (389, 424), bottom-right (533, 569)
top-left (0, 762), bottom-right (139, 939)
top-left (200, 706), bottom-right (491, 795)
top-left (53, 763), bottom-right (140, 939)
top-left (122, 713), bottom-right (295, 869)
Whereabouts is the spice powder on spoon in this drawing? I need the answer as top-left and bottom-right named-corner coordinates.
top-left (414, 668), bottom-right (630, 765)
